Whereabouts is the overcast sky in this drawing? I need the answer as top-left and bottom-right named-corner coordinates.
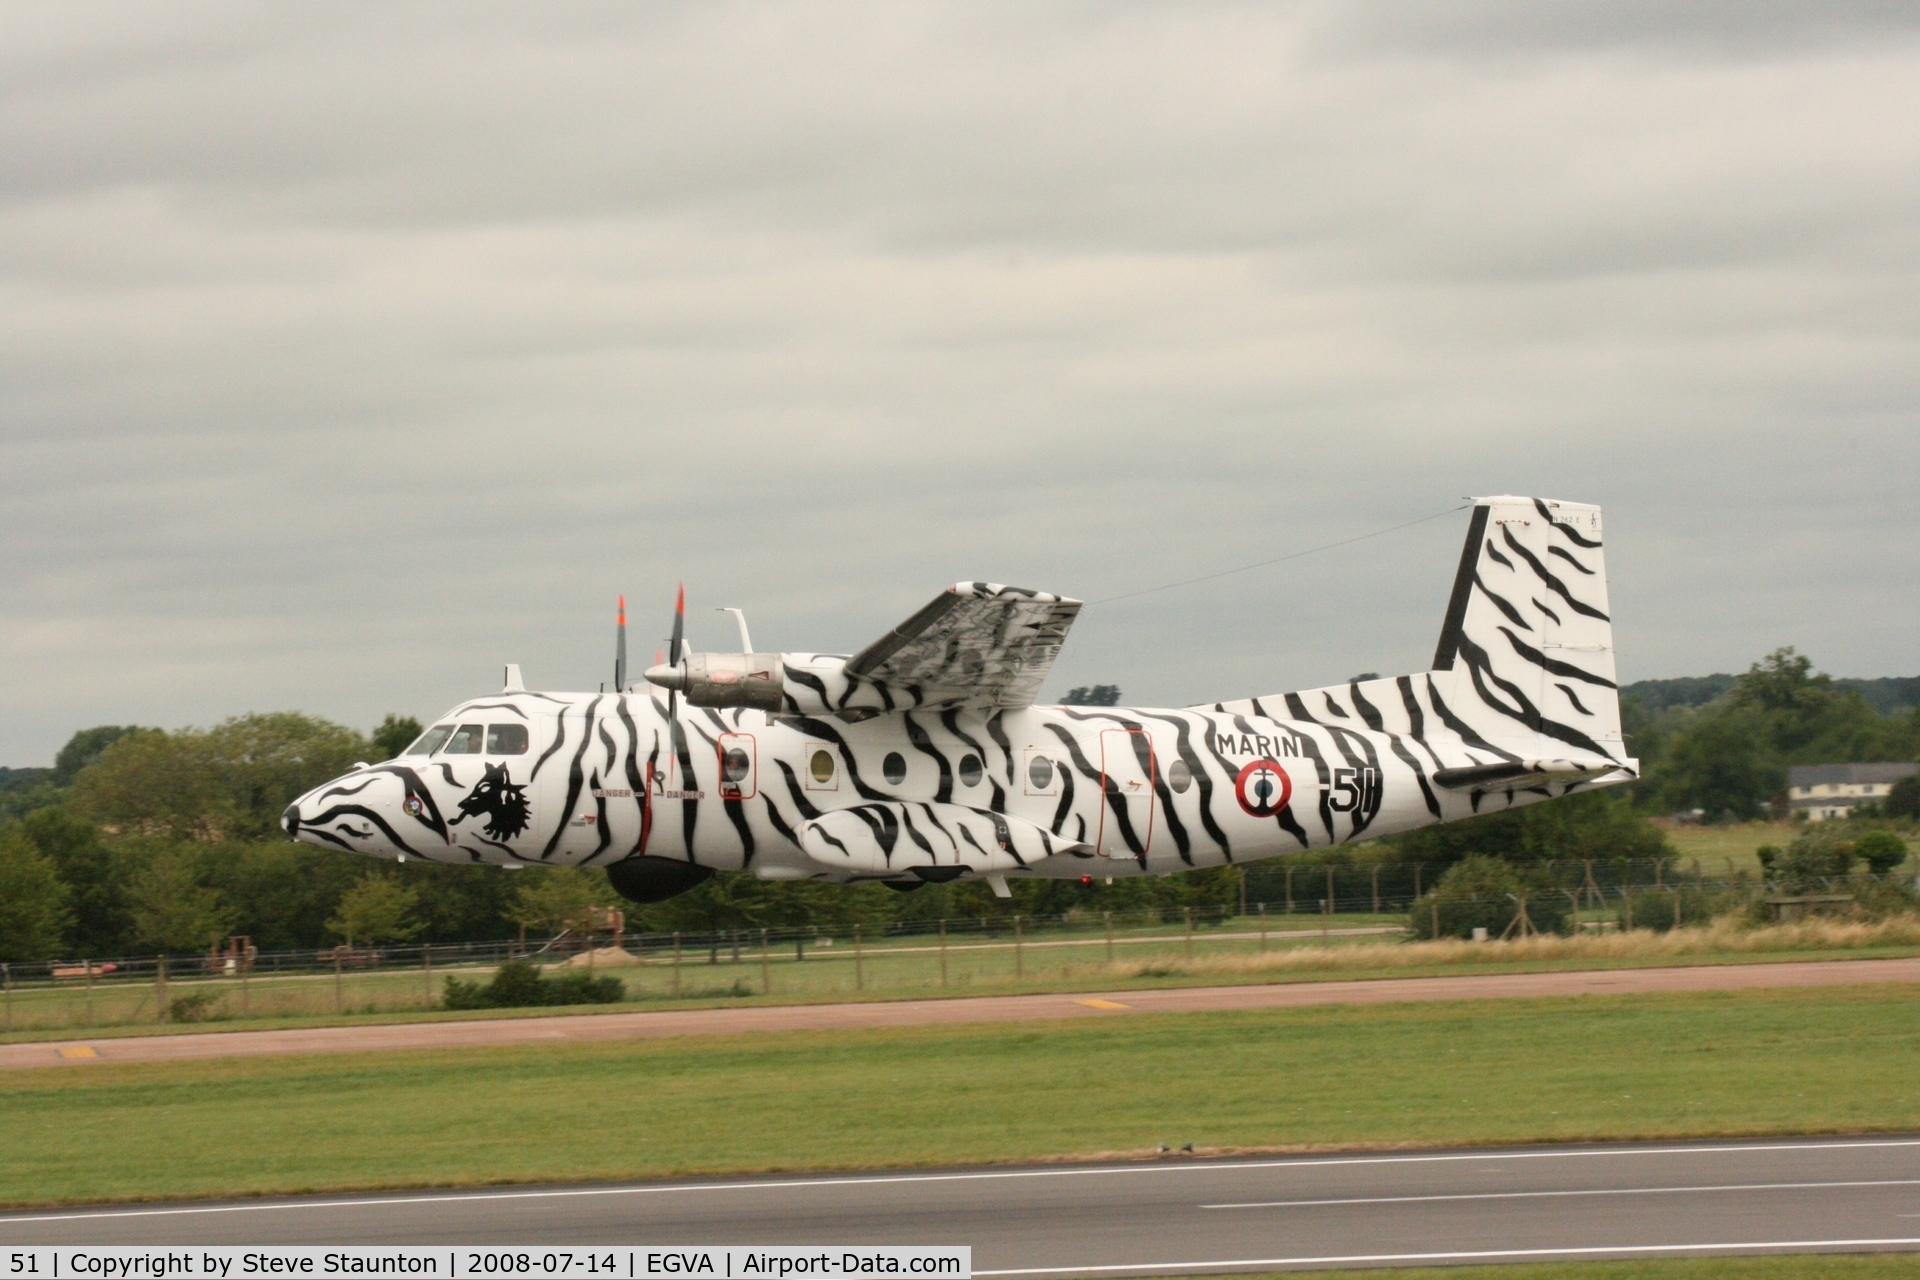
top-left (4, 2), bottom-right (1918, 764)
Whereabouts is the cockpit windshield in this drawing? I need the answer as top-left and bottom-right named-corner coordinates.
top-left (444, 724), bottom-right (485, 754)
top-left (486, 724), bottom-right (529, 755)
top-left (406, 725), bottom-right (455, 755)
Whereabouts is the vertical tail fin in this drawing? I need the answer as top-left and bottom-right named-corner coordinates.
top-left (1428, 495), bottom-right (1622, 761)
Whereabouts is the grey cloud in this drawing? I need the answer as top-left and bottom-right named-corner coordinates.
top-left (2, 1), bottom-right (1916, 763)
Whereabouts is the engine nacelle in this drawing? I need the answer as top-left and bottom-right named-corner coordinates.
top-left (666, 652), bottom-right (785, 712)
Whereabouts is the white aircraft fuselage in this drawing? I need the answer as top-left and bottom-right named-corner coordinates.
top-left (284, 496), bottom-right (1638, 902)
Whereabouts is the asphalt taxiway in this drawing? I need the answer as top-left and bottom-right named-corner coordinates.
top-left (7, 1136), bottom-right (1920, 1273)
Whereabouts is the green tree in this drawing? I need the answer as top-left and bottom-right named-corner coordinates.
top-left (70, 729), bottom-right (219, 839)
top-left (129, 847), bottom-right (236, 952)
top-left (1406, 854), bottom-right (1568, 940)
top-left (325, 873), bottom-right (424, 948)
top-left (53, 726), bottom-right (146, 785)
top-left (0, 827), bottom-right (74, 962)
top-left (1884, 774), bottom-right (1920, 821)
top-left (1387, 789), bottom-right (1673, 868)
top-left (199, 713), bottom-right (370, 839)
top-left (1656, 706), bottom-right (1780, 819)
top-left (371, 714), bottom-right (424, 761)
top-left (1855, 830), bottom-right (1909, 877)
top-left (507, 868), bottom-right (621, 937)
top-left (19, 808), bottom-right (131, 956)
top-left (74, 713), bottom-right (367, 841)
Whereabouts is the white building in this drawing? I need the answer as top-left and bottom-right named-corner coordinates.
top-left (1787, 762), bottom-right (1918, 821)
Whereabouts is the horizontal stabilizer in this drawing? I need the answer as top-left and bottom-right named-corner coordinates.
top-left (1432, 758), bottom-right (1632, 791)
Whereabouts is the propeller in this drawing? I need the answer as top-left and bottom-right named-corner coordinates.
top-left (614, 594), bottom-right (628, 692)
top-left (664, 584), bottom-right (688, 784)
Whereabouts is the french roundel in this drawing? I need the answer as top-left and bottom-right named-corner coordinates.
top-left (1234, 759), bottom-right (1292, 817)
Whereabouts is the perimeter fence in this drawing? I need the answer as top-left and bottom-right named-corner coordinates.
top-left (1, 858), bottom-right (1907, 1035)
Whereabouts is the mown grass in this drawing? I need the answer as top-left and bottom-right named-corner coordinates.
top-left (6, 915), bottom-right (1919, 1047)
top-left (4, 984), bottom-right (1920, 1207)
top-left (1228, 1257), bottom-right (1920, 1280)
top-left (1661, 821), bottom-right (1800, 876)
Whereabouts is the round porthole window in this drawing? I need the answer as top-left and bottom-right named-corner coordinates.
top-left (958, 754), bottom-right (984, 787)
top-left (1168, 758), bottom-right (1193, 793)
top-left (723, 748), bottom-right (751, 782)
top-left (1028, 755), bottom-right (1055, 791)
top-left (810, 749), bottom-right (836, 784)
top-left (882, 751), bottom-right (908, 785)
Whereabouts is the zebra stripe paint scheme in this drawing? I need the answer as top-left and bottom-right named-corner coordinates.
top-left (282, 497), bottom-right (1637, 896)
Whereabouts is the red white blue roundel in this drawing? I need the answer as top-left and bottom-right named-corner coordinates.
top-left (1235, 759), bottom-right (1292, 817)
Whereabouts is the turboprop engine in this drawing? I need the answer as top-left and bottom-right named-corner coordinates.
top-left (648, 651), bottom-right (785, 712)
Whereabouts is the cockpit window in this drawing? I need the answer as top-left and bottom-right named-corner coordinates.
top-left (407, 725), bottom-right (455, 756)
top-left (443, 724), bottom-right (485, 754)
top-left (486, 724), bottom-right (529, 755)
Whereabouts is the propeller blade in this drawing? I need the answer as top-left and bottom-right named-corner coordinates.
top-left (667, 584), bottom-right (688, 784)
top-left (670, 583), bottom-right (685, 662)
top-left (614, 594), bottom-right (628, 692)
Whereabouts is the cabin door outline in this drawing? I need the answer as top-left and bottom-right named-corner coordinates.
top-left (1096, 728), bottom-right (1157, 861)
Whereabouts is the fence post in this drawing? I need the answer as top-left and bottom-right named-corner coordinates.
top-left (333, 948), bottom-right (343, 1013)
top-left (1414, 862), bottom-right (1423, 899)
top-left (1183, 907), bottom-right (1194, 961)
top-left (156, 955), bottom-right (168, 1023)
top-left (3, 963), bottom-right (10, 1032)
top-left (84, 960), bottom-right (94, 1027)
top-left (1431, 896), bottom-right (1440, 940)
top-left (1286, 866), bottom-right (1294, 914)
top-left (1103, 911), bottom-right (1114, 966)
top-left (1322, 893), bottom-right (1330, 943)
top-left (423, 944), bottom-right (432, 1011)
top-left (760, 928), bottom-right (772, 995)
top-left (1671, 886), bottom-right (1681, 930)
top-left (1622, 885), bottom-right (1634, 931)
top-left (1014, 915), bottom-right (1024, 978)
top-left (1258, 902), bottom-right (1267, 951)
top-left (1371, 865), bottom-right (1381, 914)
top-left (854, 925), bottom-right (864, 992)
top-left (1326, 866), bottom-right (1336, 920)
top-left (672, 933), bottom-right (682, 995)
top-left (939, 919), bottom-right (949, 987)
top-left (1238, 865), bottom-right (1247, 918)
top-left (240, 944), bottom-right (251, 1019)
top-left (731, 930), bottom-right (741, 965)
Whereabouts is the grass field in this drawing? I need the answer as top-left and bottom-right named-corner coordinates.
top-left (1661, 822), bottom-right (1800, 875)
top-left (0, 914), bottom-right (1405, 1037)
top-left (1234, 1258), bottom-right (1920, 1279)
top-left (4, 983), bottom-right (1920, 1207)
top-left (7, 914), bottom-right (1920, 1046)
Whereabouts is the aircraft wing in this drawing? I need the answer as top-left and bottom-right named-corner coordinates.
top-left (844, 582), bottom-right (1082, 711)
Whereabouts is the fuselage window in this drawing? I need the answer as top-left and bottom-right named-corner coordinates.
top-left (443, 723), bottom-right (484, 754)
top-left (487, 724), bottom-right (529, 755)
top-left (407, 725), bottom-right (454, 756)
top-left (883, 752), bottom-right (907, 785)
top-left (958, 754), bottom-right (984, 787)
top-left (1028, 755), bottom-right (1054, 791)
top-left (1168, 759), bottom-right (1193, 793)
top-left (723, 748), bottom-right (752, 783)
top-left (810, 749), bottom-right (836, 784)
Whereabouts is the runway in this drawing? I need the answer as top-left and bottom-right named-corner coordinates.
top-left (7, 1136), bottom-right (1920, 1273)
top-left (8, 955), bottom-right (1920, 1070)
